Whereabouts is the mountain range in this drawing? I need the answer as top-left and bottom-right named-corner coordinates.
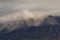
top-left (0, 15), bottom-right (60, 40)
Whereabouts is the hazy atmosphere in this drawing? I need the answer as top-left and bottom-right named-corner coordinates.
top-left (0, 0), bottom-right (60, 31)
top-left (0, 0), bottom-right (60, 15)
top-left (0, 0), bottom-right (60, 40)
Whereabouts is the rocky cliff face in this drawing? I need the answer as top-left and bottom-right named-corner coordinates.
top-left (0, 15), bottom-right (60, 40)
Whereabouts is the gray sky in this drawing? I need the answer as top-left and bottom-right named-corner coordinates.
top-left (0, 0), bottom-right (60, 31)
top-left (0, 0), bottom-right (60, 15)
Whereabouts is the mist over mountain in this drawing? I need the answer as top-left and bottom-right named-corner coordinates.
top-left (0, 14), bottom-right (60, 40)
top-left (0, 9), bottom-right (60, 40)
top-left (0, 0), bottom-right (60, 40)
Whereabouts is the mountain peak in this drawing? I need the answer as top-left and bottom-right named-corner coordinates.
top-left (45, 15), bottom-right (60, 25)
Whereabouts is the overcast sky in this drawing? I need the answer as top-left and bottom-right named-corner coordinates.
top-left (0, 0), bottom-right (60, 31)
top-left (0, 0), bottom-right (60, 15)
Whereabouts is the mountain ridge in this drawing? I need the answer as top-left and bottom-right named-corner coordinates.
top-left (0, 15), bottom-right (60, 40)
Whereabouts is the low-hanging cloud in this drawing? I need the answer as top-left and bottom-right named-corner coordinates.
top-left (0, 0), bottom-right (60, 32)
top-left (0, 9), bottom-right (59, 31)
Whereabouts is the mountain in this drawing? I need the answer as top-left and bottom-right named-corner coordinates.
top-left (0, 15), bottom-right (60, 40)
top-left (44, 15), bottom-right (60, 25)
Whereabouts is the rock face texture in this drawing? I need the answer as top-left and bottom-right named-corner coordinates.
top-left (0, 15), bottom-right (60, 40)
